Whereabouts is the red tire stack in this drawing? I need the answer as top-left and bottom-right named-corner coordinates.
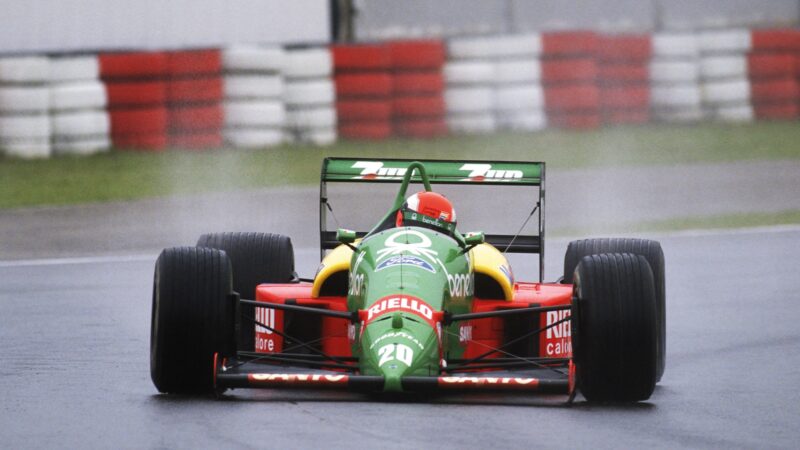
top-left (389, 40), bottom-right (448, 138)
top-left (748, 29), bottom-right (800, 120)
top-left (166, 49), bottom-right (223, 148)
top-left (332, 44), bottom-right (392, 140)
top-left (597, 34), bottom-right (652, 125)
top-left (542, 31), bottom-right (601, 129)
top-left (100, 52), bottom-right (169, 150)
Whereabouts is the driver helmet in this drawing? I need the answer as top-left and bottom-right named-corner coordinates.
top-left (396, 191), bottom-right (457, 235)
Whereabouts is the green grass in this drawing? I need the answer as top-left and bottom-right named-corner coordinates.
top-left (2, 121), bottom-right (800, 209)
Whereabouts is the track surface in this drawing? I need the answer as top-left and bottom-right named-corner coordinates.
top-left (2, 227), bottom-right (800, 449)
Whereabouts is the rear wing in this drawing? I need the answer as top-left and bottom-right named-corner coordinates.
top-left (319, 157), bottom-right (546, 281)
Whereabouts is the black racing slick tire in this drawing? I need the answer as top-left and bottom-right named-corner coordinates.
top-left (150, 246), bottom-right (235, 394)
top-left (196, 232), bottom-right (295, 351)
top-left (563, 238), bottom-right (666, 381)
top-left (572, 253), bottom-right (658, 402)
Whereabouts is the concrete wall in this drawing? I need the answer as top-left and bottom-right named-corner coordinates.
top-left (2, 0), bottom-right (798, 54)
top-left (356, 0), bottom-right (800, 40)
top-left (0, 0), bottom-right (329, 54)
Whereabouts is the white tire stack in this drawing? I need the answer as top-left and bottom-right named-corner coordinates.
top-left (443, 59), bottom-right (496, 133)
top-left (284, 47), bottom-right (336, 146)
top-left (223, 46), bottom-right (287, 149)
top-left (697, 29), bottom-right (753, 122)
top-left (49, 55), bottom-right (110, 155)
top-left (446, 34), bottom-right (546, 133)
top-left (650, 33), bottom-right (704, 123)
top-left (0, 56), bottom-right (51, 158)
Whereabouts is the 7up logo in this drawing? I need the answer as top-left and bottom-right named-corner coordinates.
top-left (459, 164), bottom-right (523, 182)
top-left (352, 161), bottom-right (407, 179)
top-left (348, 161), bottom-right (525, 182)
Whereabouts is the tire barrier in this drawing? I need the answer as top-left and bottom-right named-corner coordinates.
top-left (222, 46), bottom-right (286, 149)
top-left (5, 27), bottom-right (800, 158)
top-left (333, 44), bottom-right (392, 139)
top-left (698, 29), bottom-right (753, 122)
top-left (101, 50), bottom-right (223, 151)
top-left (542, 31), bottom-right (600, 129)
top-left (651, 33), bottom-right (703, 123)
top-left (749, 29), bottom-right (800, 120)
top-left (598, 34), bottom-right (652, 125)
top-left (100, 52), bottom-right (169, 151)
top-left (447, 33), bottom-right (544, 133)
top-left (0, 56), bottom-right (51, 158)
top-left (443, 59), bottom-right (497, 134)
top-left (50, 55), bottom-right (110, 155)
top-left (166, 50), bottom-right (223, 149)
top-left (285, 47), bottom-right (335, 145)
top-left (390, 40), bottom-right (447, 138)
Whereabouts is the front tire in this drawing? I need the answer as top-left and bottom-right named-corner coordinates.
top-left (564, 238), bottom-right (666, 381)
top-left (572, 253), bottom-right (658, 402)
top-left (150, 246), bottom-right (235, 394)
top-left (196, 232), bottom-right (295, 351)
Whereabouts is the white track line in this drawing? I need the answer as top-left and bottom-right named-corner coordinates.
top-left (0, 253), bottom-right (157, 268)
top-left (1, 225), bottom-right (798, 269)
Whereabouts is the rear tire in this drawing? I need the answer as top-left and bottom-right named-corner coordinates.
top-left (150, 246), bottom-right (235, 394)
top-left (563, 238), bottom-right (666, 381)
top-left (572, 253), bottom-right (658, 402)
top-left (196, 232), bottom-right (295, 351)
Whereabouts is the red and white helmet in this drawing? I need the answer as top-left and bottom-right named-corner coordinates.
top-left (396, 191), bottom-right (457, 234)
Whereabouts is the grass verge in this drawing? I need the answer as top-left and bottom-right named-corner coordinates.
top-left (1, 122), bottom-right (799, 209)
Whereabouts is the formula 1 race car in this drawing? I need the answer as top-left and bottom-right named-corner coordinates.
top-left (150, 158), bottom-right (666, 402)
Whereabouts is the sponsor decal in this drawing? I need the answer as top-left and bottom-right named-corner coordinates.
top-left (543, 310), bottom-right (572, 357)
top-left (402, 210), bottom-right (456, 233)
top-left (439, 377), bottom-right (539, 387)
top-left (368, 331), bottom-right (425, 350)
top-left (351, 161), bottom-right (407, 180)
top-left (377, 343), bottom-right (414, 367)
top-left (348, 273), bottom-right (364, 296)
top-left (365, 295), bottom-right (437, 328)
top-left (459, 163), bottom-right (523, 182)
top-left (499, 264), bottom-right (514, 286)
top-left (348, 323), bottom-right (357, 343)
top-left (249, 374), bottom-right (348, 384)
top-left (375, 254), bottom-right (436, 273)
top-left (255, 307), bottom-right (275, 335)
top-left (255, 305), bottom-right (282, 353)
top-left (376, 229), bottom-right (438, 263)
top-left (345, 161), bottom-right (530, 183)
top-left (458, 324), bottom-right (473, 344)
top-left (447, 273), bottom-right (473, 298)
top-left (352, 251), bottom-right (366, 272)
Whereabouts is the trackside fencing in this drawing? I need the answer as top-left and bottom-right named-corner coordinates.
top-left (2, 28), bottom-right (800, 158)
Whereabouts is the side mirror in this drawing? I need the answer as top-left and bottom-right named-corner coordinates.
top-left (336, 228), bottom-right (357, 244)
top-left (464, 231), bottom-right (485, 246)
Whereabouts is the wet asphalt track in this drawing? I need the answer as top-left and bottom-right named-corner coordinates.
top-left (2, 226), bottom-right (800, 449)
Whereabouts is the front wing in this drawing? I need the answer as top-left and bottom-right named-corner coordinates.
top-left (214, 354), bottom-right (575, 396)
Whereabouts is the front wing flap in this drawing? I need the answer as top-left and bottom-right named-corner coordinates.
top-left (214, 354), bottom-right (575, 395)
